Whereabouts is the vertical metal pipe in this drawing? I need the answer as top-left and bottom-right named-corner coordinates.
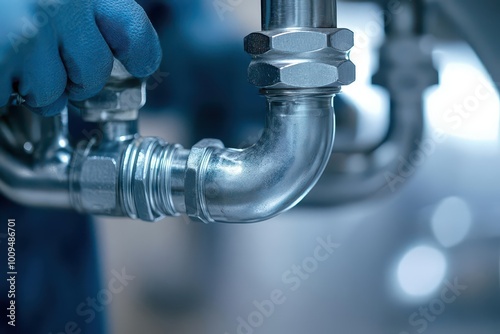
top-left (261, 0), bottom-right (337, 30)
top-left (385, 0), bottom-right (424, 36)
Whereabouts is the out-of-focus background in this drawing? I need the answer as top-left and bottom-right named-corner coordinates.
top-left (94, 1), bottom-right (500, 333)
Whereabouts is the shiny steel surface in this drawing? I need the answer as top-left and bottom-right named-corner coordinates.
top-left (70, 137), bottom-right (128, 215)
top-left (245, 28), bottom-right (355, 89)
top-left (247, 1), bottom-right (354, 90)
top-left (71, 60), bottom-right (145, 122)
top-left (117, 93), bottom-right (335, 223)
top-left (261, 0), bottom-right (337, 30)
top-left (120, 137), bottom-right (182, 221)
top-left (0, 107), bottom-right (72, 208)
top-left (181, 94), bottom-right (335, 223)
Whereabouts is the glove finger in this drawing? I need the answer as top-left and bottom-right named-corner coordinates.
top-left (95, 0), bottom-right (162, 78)
top-left (28, 92), bottom-right (68, 117)
top-left (57, 14), bottom-right (114, 101)
top-left (17, 25), bottom-right (67, 114)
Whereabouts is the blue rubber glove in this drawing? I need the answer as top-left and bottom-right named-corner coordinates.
top-left (0, 0), bottom-right (162, 116)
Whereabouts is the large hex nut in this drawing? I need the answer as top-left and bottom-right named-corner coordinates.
top-left (72, 59), bottom-right (145, 122)
top-left (78, 155), bottom-right (119, 214)
top-left (245, 28), bottom-right (354, 55)
top-left (74, 79), bottom-right (145, 122)
top-left (185, 139), bottom-right (225, 224)
top-left (245, 28), bottom-right (355, 89)
top-left (248, 59), bottom-right (355, 88)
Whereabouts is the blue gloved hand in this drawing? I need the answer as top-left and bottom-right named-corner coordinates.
top-left (0, 0), bottom-right (162, 116)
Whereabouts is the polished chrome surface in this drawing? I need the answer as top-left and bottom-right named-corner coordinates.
top-left (70, 136), bottom-right (128, 216)
top-left (261, 0), bottom-right (337, 30)
top-left (247, 1), bottom-right (353, 90)
top-left (117, 93), bottom-right (335, 223)
top-left (180, 94), bottom-right (335, 223)
top-left (0, 106), bottom-right (72, 208)
top-left (245, 28), bottom-right (355, 89)
top-left (71, 60), bottom-right (145, 122)
top-left (100, 121), bottom-right (138, 142)
top-left (120, 137), bottom-right (183, 221)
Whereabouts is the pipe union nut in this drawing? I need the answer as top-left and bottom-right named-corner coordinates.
top-left (72, 79), bottom-right (146, 122)
top-left (248, 60), bottom-right (355, 88)
top-left (78, 154), bottom-right (120, 214)
top-left (245, 28), bottom-right (354, 54)
top-left (245, 28), bottom-right (355, 89)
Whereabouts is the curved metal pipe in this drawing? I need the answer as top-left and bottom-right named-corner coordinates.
top-left (177, 93), bottom-right (335, 223)
top-left (117, 92), bottom-right (336, 223)
top-left (305, 97), bottom-right (423, 206)
top-left (0, 148), bottom-right (71, 208)
top-left (0, 108), bottom-right (72, 208)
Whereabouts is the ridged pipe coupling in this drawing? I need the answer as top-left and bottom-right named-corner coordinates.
top-left (121, 137), bottom-right (183, 222)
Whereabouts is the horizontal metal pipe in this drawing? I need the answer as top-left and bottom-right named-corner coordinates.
top-left (0, 94), bottom-right (337, 222)
top-left (261, 0), bottom-right (337, 30)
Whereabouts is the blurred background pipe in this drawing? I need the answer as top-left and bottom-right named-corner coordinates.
top-left (304, 0), bottom-right (438, 206)
top-left (432, 0), bottom-right (500, 91)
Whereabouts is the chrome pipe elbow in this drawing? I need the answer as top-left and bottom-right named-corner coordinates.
top-left (0, 148), bottom-right (71, 208)
top-left (0, 108), bottom-right (72, 208)
top-left (177, 93), bottom-right (335, 223)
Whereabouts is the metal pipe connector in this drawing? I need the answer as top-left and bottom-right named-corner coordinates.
top-left (0, 0), bottom-right (353, 224)
top-left (69, 92), bottom-right (335, 223)
top-left (80, 92), bottom-right (335, 223)
top-left (177, 93), bottom-right (335, 223)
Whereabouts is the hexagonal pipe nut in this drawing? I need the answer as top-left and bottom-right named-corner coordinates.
top-left (248, 60), bottom-right (355, 89)
top-left (78, 156), bottom-right (119, 214)
top-left (337, 60), bottom-right (356, 85)
top-left (328, 29), bottom-right (354, 52)
top-left (185, 139), bottom-right (225, 224)
top-left (73, 79), bottom-right (145, 122)
top-left (245, 28), bottom-right (354, 55)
